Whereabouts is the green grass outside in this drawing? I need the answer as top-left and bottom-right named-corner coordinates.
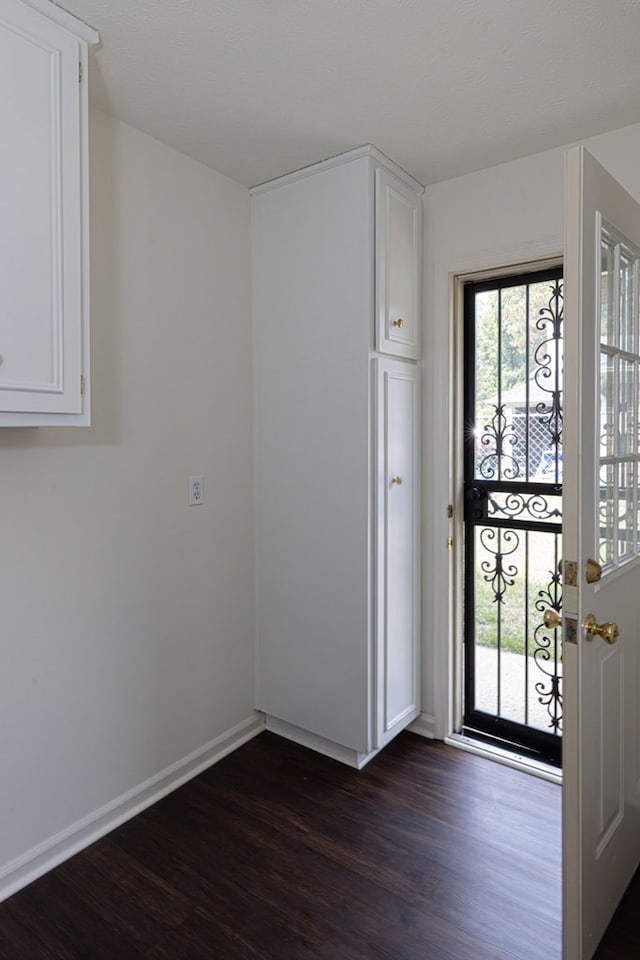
top-left (472, 529), bottom-right (562, 658)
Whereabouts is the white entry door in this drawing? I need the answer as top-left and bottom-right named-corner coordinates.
top-left (562, 146), bottom-right (640, 959)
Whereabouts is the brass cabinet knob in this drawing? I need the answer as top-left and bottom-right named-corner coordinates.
top-left (583, 614), bottom-right (619, 645)
top-left (543, 609), bottom-right (562, 629)
top-left (391, 318), bottom-right (404, 328)
top-left (391, 475), bottom-right (403, 485)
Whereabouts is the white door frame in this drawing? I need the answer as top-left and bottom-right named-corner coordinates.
top-left (422, 236), bottom-right (562, 745)
top-left (449, 255), bottom-right (564, 749)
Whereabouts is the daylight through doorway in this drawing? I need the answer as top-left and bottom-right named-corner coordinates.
top-left (462, 266), bottom-right (564, 766)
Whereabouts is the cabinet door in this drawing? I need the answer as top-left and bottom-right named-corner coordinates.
top-left (375, 358), bottom-right (420, 748)
top-left (0, 0), bottom-right (83, 415)
top-left (375, 168), bottom-right (421, 360)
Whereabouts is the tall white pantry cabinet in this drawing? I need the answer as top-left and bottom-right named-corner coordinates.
top-left (252, 146), bottom-right (423, 768)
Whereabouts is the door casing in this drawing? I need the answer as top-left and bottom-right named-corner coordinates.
top-left (448, 256), bottom-right (563, 747)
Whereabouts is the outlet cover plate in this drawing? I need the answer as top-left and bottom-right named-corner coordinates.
top-left (189, 475), bottom-right (204, 505)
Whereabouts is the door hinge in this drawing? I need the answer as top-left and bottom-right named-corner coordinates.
top-left (447, 536), bottom-right (454, 551)
top-left (447, 504), bottom-right (454, 518)
top-left (79, 61), bottom-right (83, 83)
top-left (80, 374), bottom-right (85, 395)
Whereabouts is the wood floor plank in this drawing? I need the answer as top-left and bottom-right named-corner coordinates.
top-left (53, 838), bottom-right (192, 949)
top-left (1, 871), bottom-right (148, 960)
top-left (111, 789), bottom-right (403, 959)
top-left (217, 732), bottom-right (560, 864)
top-left (200, 734), bottom-right (560, 912)
top-left (593, 867), bottom-right (640, 959)
top-left (0, 731), bottom-right (568, 960)
top-left (0, 906), bottom-right (74, 960)
top-left (143, 905), bottom-right (272, 960)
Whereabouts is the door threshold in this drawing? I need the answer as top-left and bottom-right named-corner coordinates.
top-left (445, 733), bottom-right (562, 784)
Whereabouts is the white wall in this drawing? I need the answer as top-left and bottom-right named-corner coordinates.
top-left (4, 100), bottom-right (640, 897)
top-left (0, 109), bottom-right (257, 896)
top-left (420, 121), bottom-right (640, 736)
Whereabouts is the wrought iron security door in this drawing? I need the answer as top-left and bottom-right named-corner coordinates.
top-left (463, 267), bottom-right (563, 766)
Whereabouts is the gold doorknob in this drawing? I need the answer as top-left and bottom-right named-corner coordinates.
top-left (583, 614), bottom-right (619, 645)
top-left (391, 475), bottom-right (403, 485)
top-left (391, 318), bottom-right (404, 328)
top-left (543, 609), bottom-right (562, 629)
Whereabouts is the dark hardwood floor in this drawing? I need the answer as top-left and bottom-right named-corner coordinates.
top-left (593, 866), bottom-right (640, 960)
top-left (0, 728), bottom-right (601, 960)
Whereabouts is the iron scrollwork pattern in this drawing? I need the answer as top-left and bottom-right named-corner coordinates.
top-left (479, 527), bottom-right (519, 604)
top-left (533, 562), bottom-right (563, 731)
top-left (477, 524), bottom-right (563, 733)
top-left (464, 269), bottom-right (565, 762)
top-left (474, 278), bottom-right (564, 484)
top-left (487, 490), bottom-right (562, 524)
top-left (533, 280), bottom-right (564, 732)
top-left (477, 404), bottom-right (520, 480)
top-left (533, 280), bottom-right (563, 473)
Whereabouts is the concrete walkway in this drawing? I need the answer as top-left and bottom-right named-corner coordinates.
top-left (475, 645), bottom-right (562, 732)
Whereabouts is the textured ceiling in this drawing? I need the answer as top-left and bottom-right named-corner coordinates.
top-left (60, 0), bottom-right (640, 188)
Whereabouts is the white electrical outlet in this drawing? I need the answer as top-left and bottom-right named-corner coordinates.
top-left (189, 475), bottom-right (204, 505)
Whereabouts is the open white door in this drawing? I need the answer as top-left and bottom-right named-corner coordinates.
top-left (563, 146), bottom-right (640, 959)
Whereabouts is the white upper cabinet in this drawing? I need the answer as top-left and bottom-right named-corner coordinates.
top-left (375, 166), bottom-right (422, 359)
top-left (0, 0), bottom-right (98, 425)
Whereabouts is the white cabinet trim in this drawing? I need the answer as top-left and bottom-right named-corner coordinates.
top-left (18, 0), bottom-right (98, 43)
top-left (251, 143), bottom-right (424, 196)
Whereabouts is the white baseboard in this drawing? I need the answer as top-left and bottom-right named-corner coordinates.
top-left (0, 712), bottom-right (266, 904)
top-left (265, 715), bottom-right (379, 769)
top-left (407, 712), bottom-right (437, 739)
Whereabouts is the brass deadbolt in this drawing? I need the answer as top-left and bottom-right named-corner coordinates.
top-left (585, 558), bottom-right (602, 584)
